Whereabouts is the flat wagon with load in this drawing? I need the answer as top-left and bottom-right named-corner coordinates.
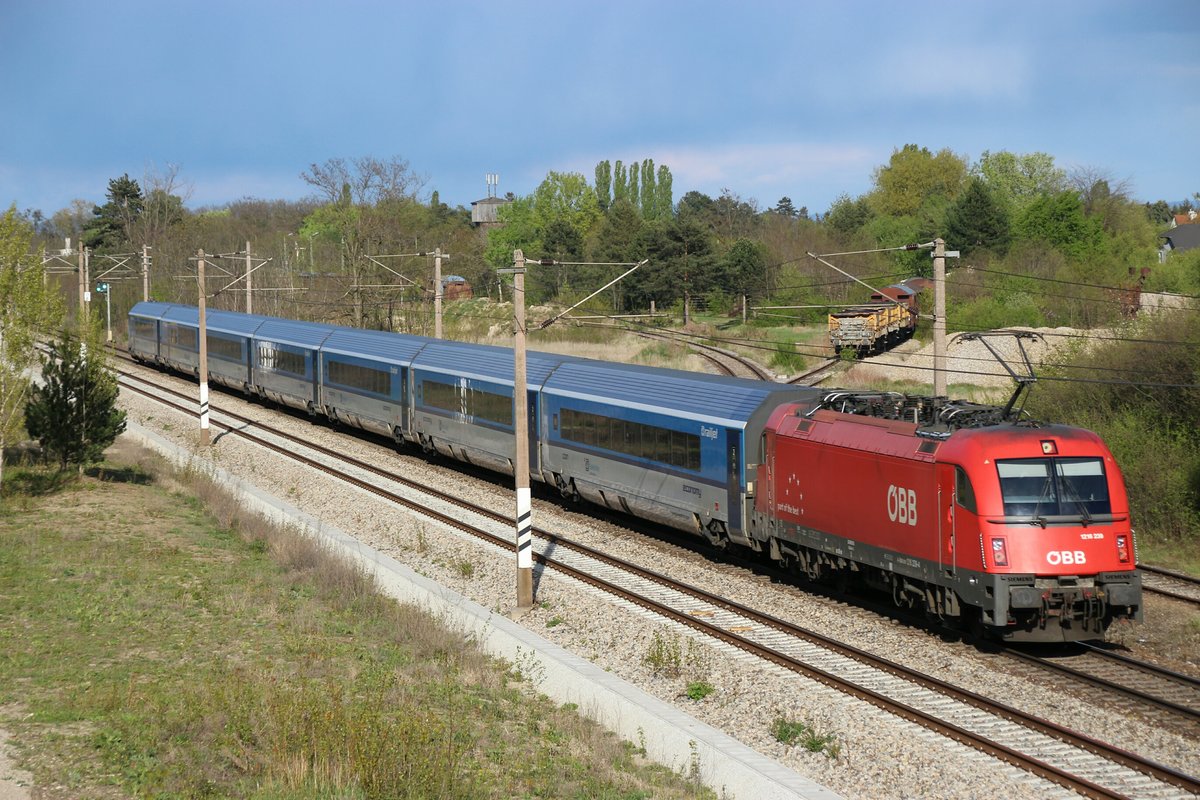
top-left (829, 283), bottom-right (920, 356)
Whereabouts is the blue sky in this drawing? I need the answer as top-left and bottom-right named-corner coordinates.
top-left (2, 1), bottom-right (1197, 219)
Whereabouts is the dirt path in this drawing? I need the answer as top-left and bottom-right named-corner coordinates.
top-left (0, 728), bottom-right (32, 800)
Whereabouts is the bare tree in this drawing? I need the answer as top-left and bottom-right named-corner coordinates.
top-left (132, 162), bottom-right (192, 247)
top-left (49, 199), bottom-right (94, 243)
top-left (300, 156), bottom-right (429, 205)
top-left (1067, 165), bottom-right (1133, 231)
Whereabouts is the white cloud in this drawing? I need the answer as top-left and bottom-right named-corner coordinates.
top-left (877, 44), bottom-right (1031, 101)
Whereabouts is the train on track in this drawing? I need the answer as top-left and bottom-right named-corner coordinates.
top-left (128, 302), bottom-right (1142, 642)
top-left (829, 282), bottom-right (921, 356)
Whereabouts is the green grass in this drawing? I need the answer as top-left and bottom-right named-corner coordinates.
top-left (0, 459), bottom-right (714, 799)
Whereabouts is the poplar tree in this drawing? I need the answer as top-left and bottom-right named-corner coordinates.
top-left (656, 165), bottom-right (674, 217)
top-left (613, 161), bottom-right (628, 205)
top-left (594, 160), bottom-right (612, 211)
top-left (0, 206), bottom-right (63, 488)
top-left (640, 159), bottom-right (657, 219)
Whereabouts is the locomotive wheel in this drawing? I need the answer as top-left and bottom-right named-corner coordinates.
top-left (960, 606), bottom-right (986, 641)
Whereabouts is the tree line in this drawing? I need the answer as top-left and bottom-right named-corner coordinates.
top-left (7, 147), bottom-right (1199, 335)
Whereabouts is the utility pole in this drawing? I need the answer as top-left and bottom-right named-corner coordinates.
top-left (434, 247), bottom-right (443, 339)
top-left (933, 238), bottom-right (947, 397)
top-left (500, 249), bottom-right (534, 609)
top-left (245, 241), bottom-right (253, 315)
top-left (142, 244), bottom-right (151, 302)
top-left (197, 249), bottom-right (211, 447)
top-left (77, 246), bottom-right (86, 326)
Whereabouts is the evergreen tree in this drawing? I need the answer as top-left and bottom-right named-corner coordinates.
top-left (25, 330), bottom-right (126, 474)
top-left (82, 173), bottom-right (144, 251)
top-left (771, 197), bottom-right (798, 219)
top-left (944, 178), bottom-right (1011, 256)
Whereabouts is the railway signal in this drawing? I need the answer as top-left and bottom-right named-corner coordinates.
top-left (95, 282), bottom-right (112, 341)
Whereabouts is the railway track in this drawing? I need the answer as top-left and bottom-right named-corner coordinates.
top-left (1140, 563), bottom-right (1200, 607)
top-left (634, 331), bottom-right (774, 380)
top-left (114, 358), bottom-right (1200, 800)
top-left (787, 357), bottom-right (840, 386)
top-left (1004, 643), bottom-right (1200, 736)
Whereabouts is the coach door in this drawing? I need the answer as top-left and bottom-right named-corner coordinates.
top-left (527, 389), bottom-right (539, 480)
top-left (936, 463), bottom-right (956, 576)
top-left (726, 429), bottom-right (743, 538)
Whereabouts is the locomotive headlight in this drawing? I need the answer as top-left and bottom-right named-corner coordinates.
top-left (1116, 534), bottom-right (1130, 563)
top-left (991, 537), bottom-right (1009, 567)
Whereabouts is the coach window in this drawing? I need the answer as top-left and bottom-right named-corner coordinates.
top-left (423, 380), bottom-right (460, 413)
top-left (471, 388), bottom-right (513, 426)
top-left (272, 349), bottom-right (306, 376)
top-left (955, 466), bottom-right (977, 514)
top-left (207, 334), bottom-right (242, 362)
top-left (329, 360), bottom-right (391, 396)
top-left (168, 324), bottom-right (198, 349)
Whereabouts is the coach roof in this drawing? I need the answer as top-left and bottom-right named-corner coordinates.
top-left (412, 340), bottom-right (576, 387)
top-left (320, 327), bottom-right (435, 365)
top-left (543, 360), bottom-right (808, 428)
top-left (252, 317), bottom-right (337, 349)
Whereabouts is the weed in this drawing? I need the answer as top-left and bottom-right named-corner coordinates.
top-left (546, 616), bottom-right (565, 628)
top-left (643, 630), bottom-right (683, 677)
top-left (455, 559), bottom-right (475, 578)
top-left (685, 681), bottom-right (715, 701)
top-left (512, 646), bottom-right (546, 687)
top-left (771, 717), bottom-right (840, 757)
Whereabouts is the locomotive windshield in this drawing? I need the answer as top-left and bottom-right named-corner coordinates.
top-left (995, 457), bottom-right (1111, 518)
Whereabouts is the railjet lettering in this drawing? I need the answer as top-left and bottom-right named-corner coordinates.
top-left (886, 485), bottom-right (918, 526)
top-left (1047, 550), bottom-right (1087, 566)
top-left (700, 425), bottom-right (718, 440)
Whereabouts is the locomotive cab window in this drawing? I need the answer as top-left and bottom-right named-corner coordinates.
top-left (996, 457), bottom-right (1110, 517)
top-left (954, 466), bottom-right (977, 513)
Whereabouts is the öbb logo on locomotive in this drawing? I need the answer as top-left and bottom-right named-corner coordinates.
top-left (128, 302), bottom-right (1144, 643)
top-left (1047, 550), bottom-right (1088, 566)
top-left (886, 484), bottom-right (918, 526)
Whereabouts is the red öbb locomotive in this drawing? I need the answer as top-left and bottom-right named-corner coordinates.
top-left (752, 392), bottom-right (1142, 642)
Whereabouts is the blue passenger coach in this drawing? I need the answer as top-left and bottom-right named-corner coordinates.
top-left (128, 302), bottom-right (820, 546)
top-left (319, 327), bottom-right (433, 443)
top-left (250, 318), bottom-right (336, 413)
top-left (409, 339), bottom-right (576, 477)
top-left (540, 360), bottom-right (810, 545)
